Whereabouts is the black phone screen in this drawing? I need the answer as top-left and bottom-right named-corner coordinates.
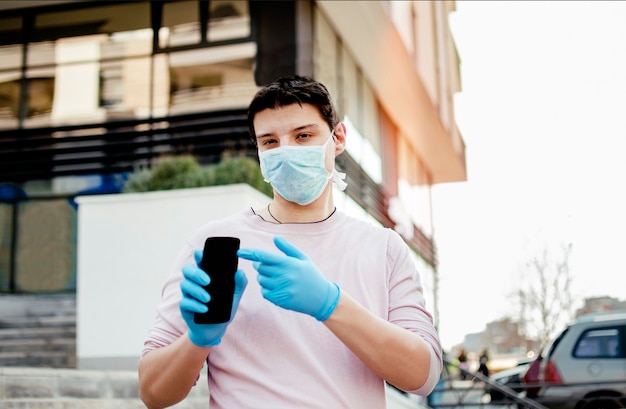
top-left (193, 236), bottom-right (240, 324)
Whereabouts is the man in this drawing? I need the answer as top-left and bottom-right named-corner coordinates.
top-left (138, 75), bottom-right (442, 408)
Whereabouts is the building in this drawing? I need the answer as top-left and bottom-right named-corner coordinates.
top-left (0, 0), bottom-right (465, 366)
top-left (576, 296), bottom-right (626, 317)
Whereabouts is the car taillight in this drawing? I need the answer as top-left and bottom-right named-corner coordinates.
top-left (523, 356), bottom-right (542, 398)
top-left (523, 358), bottom-right (541, 384)
top-left (544, 360), bottom-right (563, 384)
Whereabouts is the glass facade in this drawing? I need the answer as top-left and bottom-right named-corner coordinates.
top-left (0, 1), bottom-right (256, 130)
top-left (0, 201), bottom-right (13, 291)
top-left (15, 199), bottom-right (77, 292)
top-left (0, 1), bottom-right (257, 293)
top-left (0, 16), bottom-right (23, 129)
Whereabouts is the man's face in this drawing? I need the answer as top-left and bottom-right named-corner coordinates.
top-left (254, 103), bottom-right (345, 171)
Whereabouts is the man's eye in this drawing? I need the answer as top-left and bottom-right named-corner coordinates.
top-left (296, 133), bottom-right (312, 140)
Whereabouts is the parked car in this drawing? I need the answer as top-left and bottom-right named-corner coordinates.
top-left (522, 348), bottom-right (543, 400)
top-left (523, 310), bottom-right (626, 409)
top-left (487, 357), bottom-right (532, 404)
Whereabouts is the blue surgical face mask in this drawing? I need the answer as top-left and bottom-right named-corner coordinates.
top-left (259, 132), bottom-right (339, 205)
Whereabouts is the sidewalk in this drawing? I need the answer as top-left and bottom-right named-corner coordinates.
top-left (0, 366), bottom-right (209, 409)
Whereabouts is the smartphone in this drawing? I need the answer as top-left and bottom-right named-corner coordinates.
top-left (194, 236), bottom-right (240, 325)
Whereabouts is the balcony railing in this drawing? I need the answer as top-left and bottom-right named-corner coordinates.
top-left (0, 109), bottom-right (255, 183)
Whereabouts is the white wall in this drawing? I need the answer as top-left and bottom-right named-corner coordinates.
top-left (76, 184), bottom-right (270, 370)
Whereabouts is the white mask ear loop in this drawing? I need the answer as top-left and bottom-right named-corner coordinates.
top-left (333, 169), bottom-right (347, 191)
top-left (329, 128), bottom-right (348, 191)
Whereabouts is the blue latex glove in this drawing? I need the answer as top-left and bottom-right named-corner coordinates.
top-left (237, 236), bottom-right (340, 321)
top-left (180, 249), bottom-right (248, 347)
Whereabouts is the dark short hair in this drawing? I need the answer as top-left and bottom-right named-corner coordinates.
top-left (247, 75), bottom-right (340, 140)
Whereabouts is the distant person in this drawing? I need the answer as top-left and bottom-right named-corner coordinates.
top-left (138, 75), bottom-right (443, 408)
top-left (477, 348), bottom-right (490, 378)
top-left (457, 347), bottom-right (469, 380)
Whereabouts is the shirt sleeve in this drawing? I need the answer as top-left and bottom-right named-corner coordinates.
top-left (386, 229), bottom-right (443, 395)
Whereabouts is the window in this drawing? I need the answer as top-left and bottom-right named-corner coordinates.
top-left (165, 44), bottom-right (256, 115)
top-left (160, 1), bottom-right (202, 48)
top-left (208, 1), bottom-right (251, 42)
top-left (0, 75), bottom-right (22, 129)
top-left (0, 201), bottom-right (14, 292)
top-left (15, 199), bottom-right (77, 292)
top-left (574, 328), bottom-right (621, 359)
top-left (0, 16), bottom-right (24, 129)
top-left (155, 1), bottom-right (256, 115)
top-left (23, 3), bottom-right (152, 126)
top-left (0, 1), bottom-right (256, 127)
top-left (156, 0), bottom-right (251, 49)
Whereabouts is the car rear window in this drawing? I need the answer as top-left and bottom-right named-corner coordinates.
top-left (573, 327), bottom-right (621, 358)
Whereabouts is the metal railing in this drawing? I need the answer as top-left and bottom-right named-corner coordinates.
top-left (431, 360), bottom-right (626, 409)
top-left (520, 379), bottom-right (626, 408)
top-left (0, 109), bottom-right (256, 183)
top-left (427, 359), bottom-right (549, 409)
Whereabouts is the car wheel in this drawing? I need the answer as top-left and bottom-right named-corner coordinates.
top-left (578, 397), bottom-right (624, 409)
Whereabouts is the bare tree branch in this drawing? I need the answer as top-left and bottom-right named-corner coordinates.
top-left (513, 242), bottom-right (575, 346)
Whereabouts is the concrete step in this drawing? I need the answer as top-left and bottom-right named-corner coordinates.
top-left (0, 294), bottom-right (76, 320)
top-left (23, 303), bottom-right (77, 318)
top-left (0, 367), bottom-right (210, 409)
top-left (0, 351), bottom-right (75, 368)
top-left (0, 399), bottom-right (147, 409)
top-left (0, 294), bottom-right (77, 368)
top-left (0, 315), bottom-right (77, 329)
top-left (0, 326), bottom-right (76, 341)
top-left (0, 337), bottom-right (75, 352)
top-left (0, 326), bottom-right (76, 368)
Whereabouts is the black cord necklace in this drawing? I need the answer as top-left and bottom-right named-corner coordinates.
top-left (267, 203), bottom-right (282, 224)
top-left (267, 203), bottom-right (336, 224)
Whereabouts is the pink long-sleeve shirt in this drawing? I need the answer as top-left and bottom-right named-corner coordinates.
top-left (142, 208), bottom-right (442, 408)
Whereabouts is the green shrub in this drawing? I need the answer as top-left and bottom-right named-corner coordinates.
top-left (210, 155), bottom-right (272, 196)
top-left (123, 155), bottom-right (272, 197)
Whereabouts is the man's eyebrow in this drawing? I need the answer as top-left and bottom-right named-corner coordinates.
top-left (256, 124), bottom-right (320, 139)
top-left (293, 124), bottom-right (320, 132)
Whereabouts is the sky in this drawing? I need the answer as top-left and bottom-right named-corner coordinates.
top-left (432, 1), bottom-right (626, 351)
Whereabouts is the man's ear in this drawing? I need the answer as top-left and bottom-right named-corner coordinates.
top-left (333, 122), bottom-right (347, 155)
